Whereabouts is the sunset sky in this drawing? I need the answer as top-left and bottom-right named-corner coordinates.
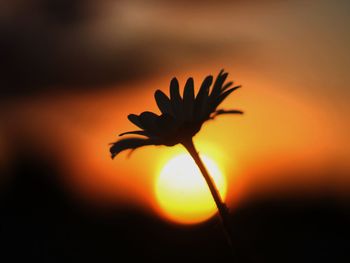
top-left (1, 1), bottom-right (350, 262)
top-left (1, 0), bottom-right (349, 224)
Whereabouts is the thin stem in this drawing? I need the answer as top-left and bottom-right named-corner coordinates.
top-left (182, 138), bottom-right (235, 254)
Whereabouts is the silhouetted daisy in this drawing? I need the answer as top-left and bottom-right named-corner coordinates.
top-left (110, 69), bottom-right (243, 252)
top-left (110, 69), bottom-right (243, 158)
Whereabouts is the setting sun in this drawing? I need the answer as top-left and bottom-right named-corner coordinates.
top-left (155, 154), bottom-right (227, 224)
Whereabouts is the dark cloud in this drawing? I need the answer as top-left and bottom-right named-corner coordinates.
top-left (0, 22), bottom-right (155, 94)
top-left (0, 0), bottom-right (146, 95)
top-left (0, 0), bottom-right (257, 97)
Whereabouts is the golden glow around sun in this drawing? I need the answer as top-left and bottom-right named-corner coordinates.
top-left (155, 154), bottom-right (226, 224)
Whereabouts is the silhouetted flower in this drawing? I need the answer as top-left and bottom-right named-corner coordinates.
top-left (110, 69), bottom-right (243, 158)
top-left (110, 70), bottom-right (244, 249)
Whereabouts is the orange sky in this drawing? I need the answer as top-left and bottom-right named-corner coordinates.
top-left (1, 65), bottom-right (349, 216)
top-left (0, 0), bottom-right (349, 220)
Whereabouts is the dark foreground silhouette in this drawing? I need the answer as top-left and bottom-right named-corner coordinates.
top-left (0, 147), bottom-right (349, 263)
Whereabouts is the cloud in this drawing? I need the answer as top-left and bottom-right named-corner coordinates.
top-left (0, 0), bottom-right (257, 96)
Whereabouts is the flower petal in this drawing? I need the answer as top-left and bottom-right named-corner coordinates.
top-left (211, 109), bottom-right (244, 119)
top-left (154, 114), bottom-right (180, 145)
top-left (110, 138), bottom-right (158, 158)
top-left (183, 77), bottom-right (195, 121)
top-left (128, 114), bottom-right (144, 129)
top-left (155, 114), bottom-right (178, 133)
top-left (139, 111), bottom-right (159, 132)
top-left (155, 90), bottom-right (173, 116)
top-left (221, 81), bottom-right (233, 92)
top-left (195, 75), bottom-right (212, 121)
top-left (169, 77), bottom-right (183, 120)
top-left (210, 69), bottom-right (228, 100)
top-left (119, 130), bottom-right (150, 137)
top-left (212, 85), bottom-right (241, 110)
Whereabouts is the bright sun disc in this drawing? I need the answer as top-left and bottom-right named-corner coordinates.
top-left (155, 154), bottom-right (226, 224)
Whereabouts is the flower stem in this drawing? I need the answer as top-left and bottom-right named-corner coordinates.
top-left (182, 138), bottom-right (235, 254)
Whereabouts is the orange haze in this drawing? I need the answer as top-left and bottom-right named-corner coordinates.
top-left (1, 66), bottom-right (349, 219)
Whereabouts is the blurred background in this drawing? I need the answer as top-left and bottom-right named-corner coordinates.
top-left (0, 0), bottom-right (349, 262)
